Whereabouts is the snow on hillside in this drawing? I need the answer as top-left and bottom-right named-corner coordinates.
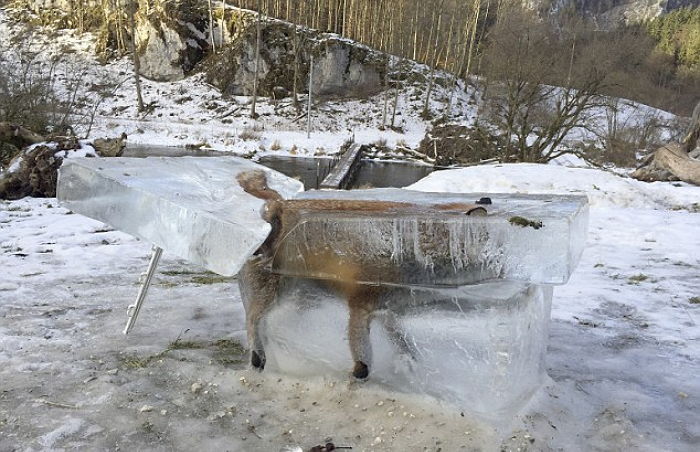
top-left (1, 163), bottom-right (698, 450)
top-left (0, 8), bottom-right (681, 165)
top-left (0, 9), bottom-right (478, 159)
top-left (411, 163), bottom-right (700, 209)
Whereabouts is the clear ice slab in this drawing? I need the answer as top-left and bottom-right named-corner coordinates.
top-left (272, 189), bottom-right (588, 286)
top-left (56, 157), bottom-right (588, 421)
top-left (244, 189), bottom-right (588, 421)
top-left (57, 157), bottom-right (303, 276)
top-left (255, 277), bottom-right (553, 420)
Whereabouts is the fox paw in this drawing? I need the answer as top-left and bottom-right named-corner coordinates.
top-left (352, 361), bottom-right (369, 380)
top-left (251, 350), bottom-right (266, 370)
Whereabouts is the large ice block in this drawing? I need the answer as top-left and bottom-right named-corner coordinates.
top-left (57, 157), bottom-right (303, 276)
top-left (241, 188), bottom-right (587, 421)
top-left (272, 189), bottom-right (588, 286)
top-left (252, 277), bottom-right (553, 420)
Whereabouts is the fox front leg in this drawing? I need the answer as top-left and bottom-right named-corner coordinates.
top-left (239, 257), bottom-right (279, 371)
top-left (380, 310), bottom-right (417, 361)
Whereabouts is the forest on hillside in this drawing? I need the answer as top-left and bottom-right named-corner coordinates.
top-left (225, 0), bottom-right (700, 115)
top-left (6, 0), bottom-right (698, 116)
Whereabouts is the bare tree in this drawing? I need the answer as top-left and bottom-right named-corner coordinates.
top-left (220, 0), bottom-right (227, 44)
top-left (480, 9), bottom-right (607, 163)
top-left (421, 2), bottom-right (445, 118)
top-left (127, 1), bottom-right (145, 112)
top-left (208, 0), bottom-right (217, 52)
top-left (250, 0), bottom-right (262, 118)
top-left (291, 5), bottom-right (301, 112)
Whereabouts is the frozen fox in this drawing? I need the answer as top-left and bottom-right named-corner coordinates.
top-left (237, 170), bottom-right (486, 379)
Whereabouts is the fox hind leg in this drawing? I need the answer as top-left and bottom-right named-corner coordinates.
top-left (347, 286), bottom-right (383, 379)
top-left (348, 304), bottom-right (372, 379)
top-left (380, 310), bottom-right (417, 361)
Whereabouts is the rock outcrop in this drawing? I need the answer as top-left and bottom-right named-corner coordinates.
top-left (204, 18), bottom-right (386, 98)
top-left (16, 1), bottom-right (387, 97)
top-left (313, 38), bottom-right (385, 97)
top-left (631, 100), bottom-right (700, 185)
top-left (134, 5), bottom-right (210, 81)
top-left (17, 0), bottom-right (211, 82)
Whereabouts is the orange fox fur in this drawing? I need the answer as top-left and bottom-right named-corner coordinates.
top-left (237, 170), bottom-right (484, 379)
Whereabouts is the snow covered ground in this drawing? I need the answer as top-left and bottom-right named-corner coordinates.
top-left (1, 163), bottom-right (699, 451)
top-left (2, 6), bottom-right (699, 451)
top-left (411, 165), bottom-right (700, 450)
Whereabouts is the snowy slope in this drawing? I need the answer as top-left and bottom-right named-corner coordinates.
top-left (0, 8), bottom-right (681, 165)
top-left (411, 163), bottom-right (700, 209)
top-left (0, 9), bottom-right (478, 159)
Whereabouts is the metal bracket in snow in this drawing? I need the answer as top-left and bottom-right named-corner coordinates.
top-left (123, 245), bottom-right (163, 335)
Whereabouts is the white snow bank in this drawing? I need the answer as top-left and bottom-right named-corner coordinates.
top-left (409, 163), bottom-right (700, 210)
top-left (5, 140), bottom-right (97, 175)
top-left (53, 140), bottom-right (97, 160)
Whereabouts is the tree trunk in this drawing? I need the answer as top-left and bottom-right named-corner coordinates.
top-left (653, 143), bottom-right (700, 185)
top-left (307, 53), bottom-right (314, 138)
top-left (208, 0), bottom-right (217, 53)
top-left (250, 5), bottom-right (262, 118)
top-left (292, 16), bottom-right (300, 112)
top-left (382, 58), bottom-right (389, 128)
top-left (422, 65), bottom-right (436, 118)
top-left (128, 2), bottom-right (145, 112)
top-left (220, 0), bottom-right (226, 45)
top-left (632, 143), bottom-right (700, 185)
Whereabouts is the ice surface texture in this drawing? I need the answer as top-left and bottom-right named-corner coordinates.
top-left (57, 157), bottom-right (303, 276)
top-left (273, 189), bottom-right (588, 286)
top-left (259, 278), bottom-right (553, 419)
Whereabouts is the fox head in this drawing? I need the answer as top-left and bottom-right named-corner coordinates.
top-left (236, 170), bottom-right (283, 202)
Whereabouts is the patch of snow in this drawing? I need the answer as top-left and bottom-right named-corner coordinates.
top-left (54, 141), bottom-right (97, 159)
top-left (410, 163), bottom-right (700, 210)
top-left (40, 417), bottom-right (84, 448)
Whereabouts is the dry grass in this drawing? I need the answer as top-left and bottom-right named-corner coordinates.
top-left (239, 127), bottom-right (261, 141)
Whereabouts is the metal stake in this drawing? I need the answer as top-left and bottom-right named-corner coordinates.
top-left (124, 245), bottom-right (163, 335)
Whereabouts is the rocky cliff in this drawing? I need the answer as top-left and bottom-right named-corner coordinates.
top-left (534, 0), bottom-right (699, 26)
top-left (204, 18), bottom-right (386, 98)
top-left (13, 1), bottom-right (386, 96)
